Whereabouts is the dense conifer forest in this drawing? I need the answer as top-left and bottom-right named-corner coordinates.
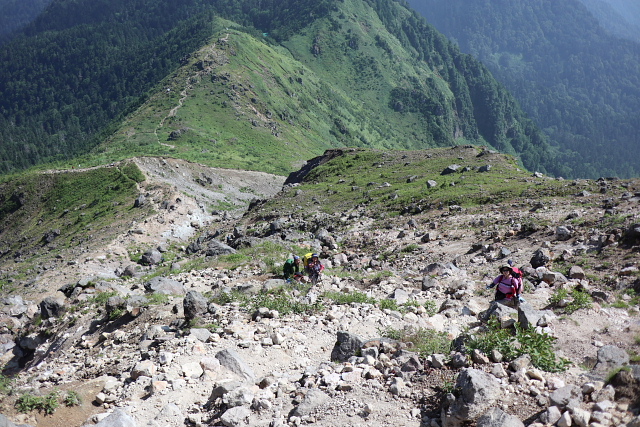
top-left (408, 0), bottom-right (640, 178)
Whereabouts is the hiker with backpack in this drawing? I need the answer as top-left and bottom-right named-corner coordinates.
top-left (507, 259), bottom-right (524, 299)
top-left (304, 253), bottom-right (324, 284)
top-left (487, 264), bottom-right (524, 306)
top-left (283, 255), bottom-right (303, 282)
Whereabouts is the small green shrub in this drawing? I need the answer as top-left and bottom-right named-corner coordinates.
top-left (120, 162), bottom-right (146, 183)
top-left (211, 290), bottom-right (248, 306)
top-left (423, 300), bottom-right (438, 317)
top-left (371, 270), bottom-right (394, 280)
top-left (322, 291), bottom-right (376, 305)
top-left (548, 287), bottom-right (569, 307)
top-left (547, 286), bottom-right (592, 314)
top-left (108, 308), bottom-right (126, 320)
top-left (0, 375), bottom-right (13, 395)
top-left (63, 390), bottom-right (81, 407)
top-left (90, 291), bottom-right (118, 305)
top-left (605, 366), bottom-right (631, 384)
top-left (467, 319), bottom-right (571, 372)
top-left (380, 326), bottom-right (451, 357)
top-left (401, 244), bottom-right (420, 253)
top-left (249, 291), bottom-right (322, 316)
top-left (611, 300), bottom-right (629, 309)
top-left (144, 293), bottom-right (169, 306)
top-left (379, 299), bottom-right (399, 311)
top-left (15, 393), bottom-right (42, 413)
top-left (219, 253), bottom-right (251, 266)
top-left (567, 288), bottom-right (593, 313)
top-left (16, 390), bottom-right (59, 415)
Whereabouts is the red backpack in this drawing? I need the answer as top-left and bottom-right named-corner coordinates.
top-left (510, 267), bottom-right (524, 294)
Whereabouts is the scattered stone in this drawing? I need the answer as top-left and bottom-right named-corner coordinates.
top-left (144, 277), bottom-right (186, 295)
top-left (443, 368), bottom-right (502, 425)
top-left (215, 349), bottom-right (255, 382)
top-left (476, 407), bottom-right (524, 427)
top-left (291, 388), bottom-right (329, 417)
top-left (330, 331), bottom-right (364, 362)
top-left (183, 290), bottom-right (209, 320)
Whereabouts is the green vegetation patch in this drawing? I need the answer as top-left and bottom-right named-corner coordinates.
top-left (467, 319), bottom-right (571, 372)
top-left (0, 163), bottom-right (151, 283)
top-left (548, 286), bottom-right (593, 314)
top-left (251, 147), bottom-right (591, 218)
top-left (16, 391), bottom-right (59, 415)
top-left (380, 326), bottom-right (451, 357)
top-left (212, 285), bottom-right (323, 316)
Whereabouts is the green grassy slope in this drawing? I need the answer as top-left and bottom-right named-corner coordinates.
top-left (244, 146), bottom-right (589, 223)
top-left (91, 0), bottom-right (551, 176)
top-left (0, 163), bottom-right (149, 285)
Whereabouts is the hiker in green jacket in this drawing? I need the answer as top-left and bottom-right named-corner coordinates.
top-left (283, 255), bottom-right (302, 281)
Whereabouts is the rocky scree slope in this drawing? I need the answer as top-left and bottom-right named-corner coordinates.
top-left (0, 148), bottom-right (639, 427)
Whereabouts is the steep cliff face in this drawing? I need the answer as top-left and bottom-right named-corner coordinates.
top-left (284, 149), bottom-right (354, 185)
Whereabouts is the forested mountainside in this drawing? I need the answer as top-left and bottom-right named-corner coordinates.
top-left (578, 0), bottom-right (640, 42)
top-left (0, 0), bottom-right (557, 177)
top-left (407, 0), bottom-right (640, 179)
top-left (0, 0), bottom-right (53, 43)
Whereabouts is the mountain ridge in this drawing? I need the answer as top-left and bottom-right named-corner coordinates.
top-left (1, 0), bottom-right (556, 177)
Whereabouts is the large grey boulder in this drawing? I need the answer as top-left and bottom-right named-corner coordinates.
top-left (476, 408), bottom-right (524, 427)
top-left (549, 384), bottom-right (582, 409)
top-left (517, 303), bottom-right (554, 329)
top-left (530, 248), bottom-right (551, 269)
top-left (105, 296), bottom-right (126, 317)
top-left (94, 409), bottom-right (137, 427)
top-left (144, 277), bottom-right (185, 296)
top-left (422, 262), bottom-right (460, 276)
top-left (183, 291), bottom-right (209, 321)
top-left (441, 164), bottom-right (461, 175)
top-left (291, 388), bottom-right (329, 417)
top-left (39, 295), bottom-right (65, 319)
top-left (569, 265), bottom-right (586, 280)
top-left (422, 276), bottom-right (440, 291)
top-left (622, 223), bottom-right (640, 245)
top-left (0, 296), bottom-right (27, 316)
top-left (215, 349), bottom-right (255, 382)
top-left (0, 413), bottom-right (35, 427)
top-left (205, 240), bottom-right (237, 257)
top-left (481, 301), bottom-right (518, 325)
top-left (593, 345), bottom-right (629, 374)
top-left (330, 331), bottom-right (364, 362)
top-left (220, 406), bottom-right (251, 427)
top-left (140, 249), bottom-right (163, 265)
top-left (555, 226), bottom-right (573, 241)
top-left (442, 368), bottom-right (502, 426)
